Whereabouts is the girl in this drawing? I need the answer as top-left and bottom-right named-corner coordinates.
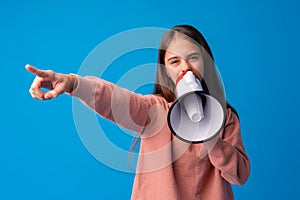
top-left (26, 25), bottom-right (250, 200)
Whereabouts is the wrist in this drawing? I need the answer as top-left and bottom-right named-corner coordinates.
top-left (66, 73), bottom-right (78, 94)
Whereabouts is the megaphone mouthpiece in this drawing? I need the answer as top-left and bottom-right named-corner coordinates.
top-left (176, 71), bottom-right (203, 97)
top-left (176, 71), bottom-right (204, 123)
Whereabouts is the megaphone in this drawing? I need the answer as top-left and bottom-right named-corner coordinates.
top-left (167, 71), bottom-right (225, 143)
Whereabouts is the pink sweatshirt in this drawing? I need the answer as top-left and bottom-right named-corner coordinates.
top-left (72, 76), bottom-right (250, 200)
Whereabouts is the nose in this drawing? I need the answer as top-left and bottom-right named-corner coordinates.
top-left (180, 59), bottom-right (191, 73)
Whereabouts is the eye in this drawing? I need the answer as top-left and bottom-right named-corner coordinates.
top-left (188, 55), bottom-right (199, 61)
top-left (169, 59), bottom-right (179, 65)
top-left (171, 60), bottom-right (178, 64)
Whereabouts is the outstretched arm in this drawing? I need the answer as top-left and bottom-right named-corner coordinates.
top-left (25, 64), bottom-right (78, 100)
top-left (26, 64), bottom-right (168, 134)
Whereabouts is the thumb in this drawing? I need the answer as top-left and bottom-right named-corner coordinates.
top-left (44, 84), bottom-right (66, 100)
top-left (25, 64), bottom-right (52, 78)
top-left (44, 90), bottom-right (58, 100)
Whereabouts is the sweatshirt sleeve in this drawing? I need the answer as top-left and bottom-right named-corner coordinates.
top-left (71, 75), bottom-right (168, 135)
top-left (208, 108), bottom-right (250, 185)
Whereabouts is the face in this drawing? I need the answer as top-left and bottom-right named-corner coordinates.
top-left (164, 34), bottom-right (204, 84)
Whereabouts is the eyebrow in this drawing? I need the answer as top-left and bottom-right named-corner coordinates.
top-left (187, 52), bottom-right (201, 57)
top-left (167, 52), bottom-right (201, 62)
top-left (167, 56), bottom-right (178, 62)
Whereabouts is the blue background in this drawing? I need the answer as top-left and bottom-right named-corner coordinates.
top-left (1, 0), bottom-right (299, 199)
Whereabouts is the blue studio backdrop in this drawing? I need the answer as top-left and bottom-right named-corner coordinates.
top-left (1, 0), bottom-right (299, 199)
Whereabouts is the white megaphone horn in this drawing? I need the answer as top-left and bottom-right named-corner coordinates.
top-left (167, 71), bottom-right (225, 143)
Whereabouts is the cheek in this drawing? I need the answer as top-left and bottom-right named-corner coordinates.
top-left (197, 65), bottom-right (204, 79)
top-left (191, 60), bottom-right (204, 79)
top-left (166, 67), bottom-right (178, 83)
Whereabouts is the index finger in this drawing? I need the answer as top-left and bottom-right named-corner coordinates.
top-left (25, 64), bottom-right (50, 78)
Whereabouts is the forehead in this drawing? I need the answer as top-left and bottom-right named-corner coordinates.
top-left (166, 34), bottom-right (201, 57)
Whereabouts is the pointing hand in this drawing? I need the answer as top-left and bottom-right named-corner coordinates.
top-left (25, 64), bottom-right (77, 100)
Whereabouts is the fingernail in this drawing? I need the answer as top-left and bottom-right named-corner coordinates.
top-left (44, 93), bottom-right (50, 99)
